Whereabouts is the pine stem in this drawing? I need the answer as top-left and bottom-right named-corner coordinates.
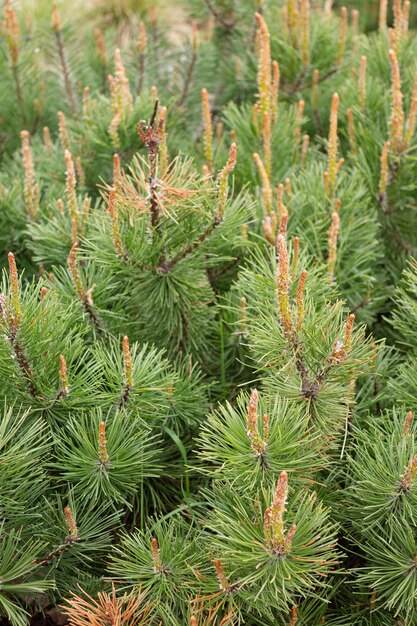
top-left (54, 29), bottom-right (77, 115)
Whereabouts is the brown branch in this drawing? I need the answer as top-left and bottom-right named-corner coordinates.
top-left (157, 216), bottom-right (221, 273)
top-left (118, 383), bottom-right (132, 409)
top-left (280, 67), bottom-right (339, 96)
top-left (81, 297), bottom-right (105, 334)
top-left (54, 29), bottom-right (77, 115)
top-left (8, 328), bottom-right (38, 397)
top-left (174, 49), bottom-right (198, 110)
top-left (203, 0), bottom-right (237, 29)
top-left (34, 535), bottom-right (78, 566)
top-left (138, 100), bottom-right (161, 231)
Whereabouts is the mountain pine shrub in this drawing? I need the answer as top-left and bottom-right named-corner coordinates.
top-left (1, 0), bottom-right (417, 624)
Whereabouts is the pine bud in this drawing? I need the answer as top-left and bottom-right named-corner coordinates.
top-left (75, 156), bottom-right (85, 189)
top-left (389, 48), bottom-right (405, 155)
top-left (114, 48), bottom-right (133, 119)
top-left (67, 242), bottom-right (84, 301)
top-left (98, 421), bottom-right (109, 466)
top-left (344, 313), bottom-right (355, 352)
top-left (4, 0), bottom-right (20, 65)
top-left (94, 27), bottom-right (107, 66)
top-left (327, 93), bottom-right (340, 196)
top-left (370, 589), bottom-right (377, 610)
top-left (283, 523), bottom-right (297, 554)
top-left (379, 0), bottom-right (388, 30)
top-left (216, 121), bottom-right (223, 142)
top-left (288, 606), bottom-right (298, 626)
top-left (272, 471), bottom-right (288, 534)
top-left (271, 61), bottom-right (280, 123)
top-left (403, 411), bottom-right (413, 436)
top-left (109, 109), bottom-right (121, 149)
top-left (151, 85), bottom-right (158, 101)
top-left (217, 143), bottom-right (237, 220)
top-left (113, 154), bottom-right (122, 190)
top-left (329, 339), bottom-right (347, 364)
top-left (255, 13), bottom-right (272, 117)
top-left (280, 211), bottom-right (288, 238)
top-left (59, 354), bottom-right (69, 397)
top-left (51, 2), bottom-right (61, 32)
top-left (8, 252), bottom-right (21, 331)
top-left (287, 0), bottom-right (299, 46)
top-left (64, 506), bottom-right (78, 540)
top-left (107, 188), bottom-right (125, 259)
top-left (213, 559), bottom-right (230, 592)
top-left (277, 235), bottom-right (294, 339)
top-left (296, 269), bottom-right (308, 332)
top-left (151, 537), bottom-right (163, 572)
top-left (246, 389), bottom-right (267, 456)
top-left (378, 140), bottom-right (391, 198)
top-left (65, 150), bottom-right (78, 226)
top-left (263, 215), bottom-right (275, 245)
top-left (263, 507), bottom-right (272, 544)
top-left (43, 126), bottom-right (53, 155)
top-left (291, 236), bottom-right (300, 279)
top-left (262, 412), bottom-right (269, 442)
top-left (201, 88), bottom-right (213, 172)
top-left (255, 27), bottom-right (261, 58)
top-left (137, 21), bottom-right (147, 54)
top-left (58, 111), bottom-right (70, 150)
top-left (351, 9), bottom-right (360, 49)
top-left (266, 471), bottom-right (296, 555)
top-left (393, 0), bottom-right (403, 53)
top-left (324, 0), bottom-right (333, 17)
top-left (158, 106), bottom-right (168, 174)
top-left (285, 178), bottom-right (292, 198)
top-left (402, 1), bottom-right (411, 36)
top-left (300, 0), bottom-right (310, 68)
top-left (327, 211), bottom-right (340, 282)
top-left (122, 336), bottom-right (133, 388)
top-left (359, 56), bottom-right (367, 108)
top-left (400, 454), bottom-right (417, 491)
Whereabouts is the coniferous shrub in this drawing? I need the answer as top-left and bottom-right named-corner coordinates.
top-left (2, 0), bottom-right (417, 625)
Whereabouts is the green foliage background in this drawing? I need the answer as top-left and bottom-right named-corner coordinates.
top-left (1, 0), bottom-right (417, 625)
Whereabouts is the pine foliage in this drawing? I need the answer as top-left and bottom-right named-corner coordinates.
top-left (2, 0), bottom-right (417, 624)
